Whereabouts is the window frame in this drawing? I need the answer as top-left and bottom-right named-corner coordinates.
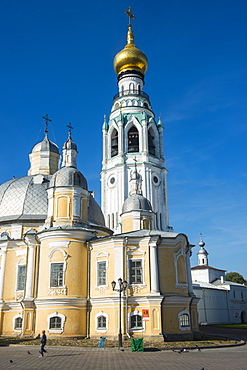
top-left (95, 312), bottom-right (108, 333)
top-left (129, 259), bottom-right (143, 285)
top-left (178, 311), bottom-right (190, 331)
top-left (97, 261), bottom-right (107, 286)
top-left (129, 310), bottom-right (144, 332)
top-left (50, 262), bottom-right (65, 288)
top-left (17, 264), bottom-right (26, 291)
top-left (13, 314), bottom-right (22, 331)
top-left (47, 312), bottom-right (66, 334)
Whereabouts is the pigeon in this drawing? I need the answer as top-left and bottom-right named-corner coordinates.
top-left (10, 360), bottom-right (13, 363)
top-left (200, 368), bottom-right (204, 370)
top-left (183, 348), bottom-right (189, 353)
top-left (196, 345), bottom-right (201, 351)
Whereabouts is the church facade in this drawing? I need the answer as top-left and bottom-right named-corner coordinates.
top-left (0, 18), bottom-right (199, 341)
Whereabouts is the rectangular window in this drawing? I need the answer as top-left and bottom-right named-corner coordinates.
top-left (50, 263), bottom-right (64, 287)
top-left (129, 259), bottom-right (143, 284)
top-left (17, 265), bottom-right (26, 290)
top-left (97, 261), bottom-right (106, 285)
top-left (180, 314), bottom-right (190, 327)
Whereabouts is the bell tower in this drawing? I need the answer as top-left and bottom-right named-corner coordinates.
top-left (101, 9), bottom-right (171, 233)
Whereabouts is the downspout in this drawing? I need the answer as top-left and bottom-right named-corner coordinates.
top-left (124, 237), bottom-right (131, 338)
top-left (86, 241), bottom-right (92, 338)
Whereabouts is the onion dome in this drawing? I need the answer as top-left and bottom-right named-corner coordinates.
top-left (122, 194), bottom-right (152, 213)
top-left (114, 26), bottom-right (148, 76)
top-left (31, 134), bottom-right (59, 154)
top-left (62, 132), bottom-right (77, 151)
top-left (49, 167), bottom-right (88, 190)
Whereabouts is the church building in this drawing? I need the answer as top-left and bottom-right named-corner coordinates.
top-left (0, 12), bottom-right (199, 341)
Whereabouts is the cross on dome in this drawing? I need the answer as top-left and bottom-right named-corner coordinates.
top-left (42, 114), bottom-right (52, 135)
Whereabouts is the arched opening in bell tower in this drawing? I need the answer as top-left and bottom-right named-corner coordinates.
top-left (128, 126), bottom-right (139, 153)
top-left (148, 128), bottom-right (155, 156)
top-left (111, 129), bottom-right (118, 157)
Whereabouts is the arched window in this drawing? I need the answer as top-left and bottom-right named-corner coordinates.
top-left (111, 213), bottom-right (114, 229)
top-left (148, 128), bottom-right (155, 156)
top-left (178, 311), bottom-right (190, 331)
top-left (128, 126), bottom-right (139, 153)
top-left (95, 312), bottom-right (108, 332)
top-left (15, 317), bottom-right (22, 330)
top-left (47, 312), bottom-right (66, 334)
top-left (50, 316), bottom-right (62, 329)
top-left (142, 218), bottom-right (151, 230)
top-left (129, 311), bottom-right (143, 331)
top-left (111, 128), bottom-right (118, 157)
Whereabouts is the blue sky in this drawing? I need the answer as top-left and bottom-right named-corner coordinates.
top-left (1, 1), bottom-right (247, 278)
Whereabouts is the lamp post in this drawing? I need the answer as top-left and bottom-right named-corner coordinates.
top-left (111, 278), bottom-right (128, 349)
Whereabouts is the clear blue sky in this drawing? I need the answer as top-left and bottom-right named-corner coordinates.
top-left (1, 1), bottom-right (247, 278)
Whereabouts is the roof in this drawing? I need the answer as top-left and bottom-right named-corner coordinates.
top-left (191, 265), bottom-right (226, 272)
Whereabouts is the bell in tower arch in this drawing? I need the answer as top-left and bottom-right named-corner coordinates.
top-left (128, 126), bottom-right (139, 152)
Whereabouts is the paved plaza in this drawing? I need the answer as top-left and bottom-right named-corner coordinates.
top-left (0, 343), bottom-right (247, 370)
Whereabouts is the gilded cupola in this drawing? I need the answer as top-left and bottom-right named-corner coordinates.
top-left (113, 25), bottom-right (148, 76)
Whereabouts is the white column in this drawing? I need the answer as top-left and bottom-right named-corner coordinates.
top-left (24, 232), bottom-right (38, 300)
top-left (149, 241), bottom-right (159, 293)
top-left (0, 246), bottom-right (7, 301)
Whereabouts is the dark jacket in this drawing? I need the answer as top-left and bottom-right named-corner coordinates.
top-left (40, 334), bottom-right (47, 345)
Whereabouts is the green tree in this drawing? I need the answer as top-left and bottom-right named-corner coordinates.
top-left (225, 272), bottom-right (247, 285)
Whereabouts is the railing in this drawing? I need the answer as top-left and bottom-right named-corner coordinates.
top-left (113, 90), bottom-right (149, 101)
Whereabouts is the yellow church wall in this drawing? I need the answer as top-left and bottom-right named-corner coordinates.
top-left (66, 241), bottom-right (87, 297)
top-left (35, 305), bottom-right (87, 336)
top-left (3, 248), bottom-right (27, 301)
top-left (158, 240), bottom-right (189, 296)
top-left (121, 215), bottom-right (134, 233)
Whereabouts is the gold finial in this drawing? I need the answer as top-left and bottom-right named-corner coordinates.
top-left (124, 7), bottom-right (136, 26)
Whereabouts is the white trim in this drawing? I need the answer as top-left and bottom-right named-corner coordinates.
top-left (178, 310), bottom-right (190, 331)
top-left (129, 310), bottom-right (145, 332)
top-left (13, 313), bottom-right (23, 331)
top-left (95, 311), bottom-right (108, 333)
top-left (56, 195), bottom-right (71, 219)
top-left (47, 312), bottom-right (66, 334)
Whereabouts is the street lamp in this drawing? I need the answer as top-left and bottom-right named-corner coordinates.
top-left (111, 278), bottom-right (128, 349)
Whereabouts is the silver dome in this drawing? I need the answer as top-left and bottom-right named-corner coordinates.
top-left (122, 194), bottom-right (152, 213)
top-left (31, 135), bottom-right (59, 154)
top-left (0, 176), bottom-right (50, 223)
top-left (50, 167), bottom-right (88, 189)
top-left (88, 195), bottom-right (105, 226)
top-left (63, 135), bottom-right (77, 151)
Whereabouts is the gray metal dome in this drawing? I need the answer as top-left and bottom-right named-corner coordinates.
top-left (122, 194), bottom-right (152, 213)
top-left (0, 176), bottom-right (50, 223)
top-left (62, 134), bottom-right (77, 151)
top-left (50, 167), bottom-right (88, 189)
top-left (31, 135), bottom-right (59, 154)
top-left (88, 195), bottom-right (105, 226)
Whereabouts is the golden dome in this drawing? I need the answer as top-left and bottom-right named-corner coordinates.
top-left (114, 26), bottom-right (148, 75)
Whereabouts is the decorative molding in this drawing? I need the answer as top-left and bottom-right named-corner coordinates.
top-left (48, 241), bottom-right (70, 249)
top-left (15, 291), bottom-right (24, 301)
top-left (47, 288), bottom-right (67, 296)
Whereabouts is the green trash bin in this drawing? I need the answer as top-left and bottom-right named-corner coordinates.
top-left (131, 338), bottom-right (144, 352)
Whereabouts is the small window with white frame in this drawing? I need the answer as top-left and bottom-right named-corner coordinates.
top-left (95, 312), bottom-right (108, 333)
top-left (47, 312), bottom-right (66, 334)
top-left (178, 311), bottom-right (190, 331)
top-left (129, 259), bottom-right (143, 284)
top-left (129, 310), bottom-right (143, 331)
top-left (97, 261), bottom-right (107, 286)
top-left (13, 315), bottom-right (22, 330)
top-left (50, 262), bottom-right (64, 287)
top-left (17, 265), bottom-right (26, 291)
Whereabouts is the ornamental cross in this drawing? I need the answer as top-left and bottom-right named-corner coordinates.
top-left (124, 7), bottom-right (136, 26)
top-left (42, 114), bottom-right (52, 134)
top-left (67, 123), bottom-right (74, 134)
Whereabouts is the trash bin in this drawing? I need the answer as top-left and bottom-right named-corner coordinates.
top-left (98, 336), bottom-right (106, 348)
top-left (131, 338), bottom-right (144, 352)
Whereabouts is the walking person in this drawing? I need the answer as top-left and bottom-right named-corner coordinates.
top-left (39, 330), bottom-right (48, 357)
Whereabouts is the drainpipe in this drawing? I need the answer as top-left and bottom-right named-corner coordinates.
top-left (124, 237), bottom-right (131, 338)
top-left (86, 241), bottom-right (92, 338)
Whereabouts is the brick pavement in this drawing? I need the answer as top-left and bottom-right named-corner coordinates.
top-left (0, 344), bottom-right (247, 370)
